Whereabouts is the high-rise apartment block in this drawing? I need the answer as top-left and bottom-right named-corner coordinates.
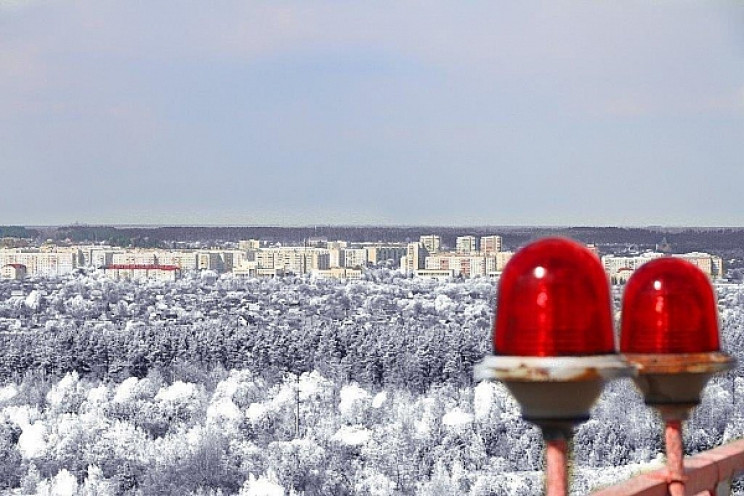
top-left (341, 248), bottom-right (368, 268)
top-left (328, 248), bottom-right (342, 268)
top-left (480, 235), bottom-right (503, 254)
top-left (456, 236), bottom-right (478, 254)
top-left (366, 245), bottom-right (407, 266)
top-left (76, 245), bottom-right (115, 267)
top-left (327, 241), bottom-right (349, 267)
top-left (401, 242), bottom-right (427, 274)
top-left (419, 235), bottom-right (441, 254)
top-left (91, 250), bottom-right (116, 269)
top-left (197, 252), bottom-right (224, 271)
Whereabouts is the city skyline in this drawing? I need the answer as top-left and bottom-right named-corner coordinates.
top-left (1, 1), bottom-right (742, 226)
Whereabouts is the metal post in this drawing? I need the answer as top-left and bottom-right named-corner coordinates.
top-left (545, 437), bottom-right (569, 496)
top-left (665, 420), bottom-right (686, 496)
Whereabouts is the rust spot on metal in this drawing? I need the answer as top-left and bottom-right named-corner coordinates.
top-left (624, 352), bottom-right (735, 375)
top-left (571, 368), bottom-right (604, 381)
top-left (474, 355), bottom-right (635, 383)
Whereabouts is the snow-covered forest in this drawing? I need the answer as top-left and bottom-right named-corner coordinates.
top-left (0, 270), bottom-right (742, 495)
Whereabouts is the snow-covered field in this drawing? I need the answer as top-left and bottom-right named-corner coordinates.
top-left (0, 270), bottom-right (741, 495)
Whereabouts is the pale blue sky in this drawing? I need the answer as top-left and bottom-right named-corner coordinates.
top-left (1, 1), bottom-right (742, 226)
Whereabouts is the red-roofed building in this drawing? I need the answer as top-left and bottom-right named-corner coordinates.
top-left (1, 263), bottom-right (27, 280)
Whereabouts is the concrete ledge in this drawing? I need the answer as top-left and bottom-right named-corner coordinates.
top-left (592, 439), bottom-right (744, 495)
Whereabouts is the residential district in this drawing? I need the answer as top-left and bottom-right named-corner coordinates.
top-left (0, 234), bottom-right (724, 283)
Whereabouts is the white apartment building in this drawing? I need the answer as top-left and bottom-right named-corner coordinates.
top-left (401, 242), bottom-right (428, 274)
top-left (254, 249), bottom-right (279, 271)
top-left (74, 246), bottom-right (93, 266)
top-left (70, 245), bottom-right (115, 267)
top-left (100, 249), bottom-right (242, 273)
top-left (481, 251), bottom-right (516, 276)
top-left (308, 250), bottom-right (330, 272)
top-left (328, 248), bottom-right (343, 268)
top-left (496, 251), bottom-right (515, 272)
top-left (601, 253), bottom-right (664, 283)
top-left (90, 249), bottom-right (117, 269)
top-left (676, 252), bottom-right (724, 279)
top-left (480, 235), bottom-right (503, 254)
top-left (196, 252), bottom-right (224, 271)
top-left (254, 247), bottom-right (330, 275)
top-left (425, 253), bottom-right (494, 278)
top-left (193, 250), bottom-right (243, 272)
top-left (0, 250), bottom-right (77, 277)
top-left (342, 248), bottom-right (368, 268)
top-left (107, 249), bottom-right (240, 273)
top-left (37, 252), bottom-right (76, 276)
top-left (221, 250), bottom-right (244, 272)
top-left (419, 235), bottom-right (441, 254)
top-left (366, 245), bottom-right (407, 266)
top-left (456, 236), bottom-right (478, 254)
top-left (601, 252), bottom-right (723, 283)
top-left (156, 251), bottom-right (198, 271)
top-left (112, 251), bottom-right (157, 266)
top-left (233, 261), bottom-right (258, 277)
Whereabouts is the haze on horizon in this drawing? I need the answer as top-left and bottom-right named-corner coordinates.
top-left (1, 1), bottom-right (742, 227)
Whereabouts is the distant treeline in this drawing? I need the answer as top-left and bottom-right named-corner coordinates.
top-left (0, 321), bottom-right (487, 392)
top-left (15, 225), bottom-right (744, 254)
top-left (0, 227), bottom-right (40, 240)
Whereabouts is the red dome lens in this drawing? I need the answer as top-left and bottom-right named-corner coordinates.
top-left (620, 257), bottom-right (719, 354)
top-left (493, 238), bottom-right (615, 357)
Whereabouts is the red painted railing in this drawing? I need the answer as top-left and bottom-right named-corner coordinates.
top-left (592, 438), bottom-right (744, 496)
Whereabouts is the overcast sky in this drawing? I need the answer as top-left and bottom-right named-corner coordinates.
top-left (1, 1), bottom-right (742, 226)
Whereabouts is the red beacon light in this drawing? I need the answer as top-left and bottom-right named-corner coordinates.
top-left (621, 257), bottom-right (719, 354)
top-left (620, 257), bottom-right (736, 496)
top-left (620, 257), bottom-right (735, 420)
top-left (494, 237), bottom-right (615, 357)
top-left (476, 238), bottom-right (633, 460)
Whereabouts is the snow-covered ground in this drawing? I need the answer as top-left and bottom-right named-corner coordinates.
top-left (0, 271), bottom-right (741, 494)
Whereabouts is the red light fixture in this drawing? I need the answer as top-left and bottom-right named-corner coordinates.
top-left (476, 238), bottom-right (633, 496)
top-left (620, 257), bottom-right (735, 495)
top-left (494, 237), bottom-right (614, 357)
top-left (620, 257), bottom-right (734, 418)
top-left (620, 257), bottom-right (719, 354)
